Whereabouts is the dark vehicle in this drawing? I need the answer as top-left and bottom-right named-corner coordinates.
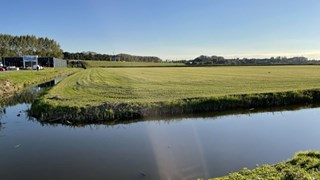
top-left (0, 66), bottom-right (7, 71)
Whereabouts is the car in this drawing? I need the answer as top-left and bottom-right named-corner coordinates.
top-left (32, 65), bottom-right (44, 70)
top-left (7, 66), bottom-right (19, 70)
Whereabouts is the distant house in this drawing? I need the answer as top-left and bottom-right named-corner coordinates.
top-left (1, 57), bottom-right (67, 68)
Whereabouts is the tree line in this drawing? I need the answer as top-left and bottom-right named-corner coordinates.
top-left (1, 33), bottom-right (319, 65)
top-left (0, 33), bottom-right (161, 62)
top-left (63, 52), bottom-right (162, 62)
top-left (186, 55), bottom-right (320, 65)
top-left (0, 34), bottom-right (63, 58)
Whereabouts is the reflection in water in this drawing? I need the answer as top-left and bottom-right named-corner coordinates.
top-left (0, 79), bottom-right (62, 128)
top-left (0, 78), bottom-right (62, 107)
top-left (1, 102), bottom-right (320, 179)
top-left (142, 103), bottom-right (320, 123)
top-left (146, 122), bottom-right (210, 179)
top-left (0, 107), bottom-right (4, 117)
top-left (0, 107), bottom-right (5, 130)
top-left (2, 89), bottom-right (37, 106)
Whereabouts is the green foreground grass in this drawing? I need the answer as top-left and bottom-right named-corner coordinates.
top-left (82, 60), bottom-right (185, 68)
top-left (30, 66), bottom-right (320, 122)
top-left (0, 68), bottom-right (80, 98)
top-left (213, 151), bottom-right (320, 179)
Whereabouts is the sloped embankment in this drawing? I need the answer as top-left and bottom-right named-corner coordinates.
top-left (30, 89), bottom-right (320, 124)
top-left (0, 79), bottom-right (20, 98)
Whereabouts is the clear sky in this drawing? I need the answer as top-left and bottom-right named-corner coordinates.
top-left (1, 0), bottom-right (320, 60)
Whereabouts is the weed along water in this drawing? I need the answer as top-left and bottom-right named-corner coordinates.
top-left (1, 83), bottom-right (320, 179)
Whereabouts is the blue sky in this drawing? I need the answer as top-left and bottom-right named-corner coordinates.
top-left (1, 0), bottom-right (320, 60)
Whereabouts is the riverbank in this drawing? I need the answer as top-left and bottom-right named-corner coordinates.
top-left (0, 79), bottom-right (19, 98)
top-left (30, 88), bottom-right (320, 123)
top-left (29, 66), bottom-right (320, 123)
top-left (213, 151), bottom-right (320, 179)
top-left (0, 68), bottom-right (81, 101)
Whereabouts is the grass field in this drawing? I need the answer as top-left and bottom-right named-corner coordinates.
top-left (0, 68), bottom-right (80, 98)
top-left (42, 66), bottom-right (320, 107)
top-left (82, 60), bottom-right (185, 68)
top-left (0, 68), bottom-right (80, 85)
top-left (30, 66), bottom-right (320, 122)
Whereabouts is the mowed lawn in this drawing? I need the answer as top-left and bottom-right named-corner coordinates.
top-left (44, 66), bottom-right (320, 107)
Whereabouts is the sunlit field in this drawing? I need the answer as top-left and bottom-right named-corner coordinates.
top-left (83, 60), bottom-right (185, 68)
top-left (43, 66), bottom-right (320, 107)
top-left (0, 68), bottom-right (79, 85)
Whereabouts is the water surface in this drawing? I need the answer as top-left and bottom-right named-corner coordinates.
top-left (1, 101), bottom-right (320, 179)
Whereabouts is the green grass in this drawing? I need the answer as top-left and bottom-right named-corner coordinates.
top-left (82, 60), bottom-right (186, 68)
top-left (30, 66), bottom-right (320, 122)
top-left (0, 68), bottom-right (81, 97)
top-left (42, 66), bottom-right (320, 107)
top-left (213, 151), bottom-right (320, 179)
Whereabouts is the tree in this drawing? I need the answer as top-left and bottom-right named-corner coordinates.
top-left (0, 34), bottom-right (63, 58)
top-left (187, 55), bottom-right (318, 66)
top-left (63, 51), bottom-right (162, 62)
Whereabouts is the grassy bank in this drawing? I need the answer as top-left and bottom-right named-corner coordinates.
top-left (82, 60), bottom-right (186, 68)
top-left (29, 66), bottom-right (320, 123)
top-left (213, 151), bottom-right (320, 179)
top-left (0, 68), bottom-right (81, 99)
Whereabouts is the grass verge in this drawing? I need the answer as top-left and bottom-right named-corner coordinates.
top-left (213, 151), bottom-right (320, 179)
